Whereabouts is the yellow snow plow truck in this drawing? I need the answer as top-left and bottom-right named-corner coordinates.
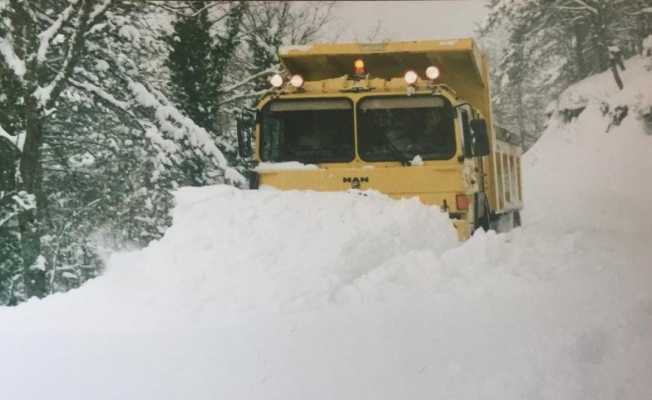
top-left (237, 39), bottom-right (523, 240)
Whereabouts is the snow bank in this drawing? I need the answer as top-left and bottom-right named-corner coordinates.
top-left (524, 106), bottom-right (652, 234)
top-left (1, 57), bottom-right (652, 400)
top-left (2, 188), bottom-right (457, 325)
top-left (2, 187), bottom-right (651, 399)
top-left (526, 56), bottom-right (652, 235)
top-left (557, 55), bottom-right (652, 118)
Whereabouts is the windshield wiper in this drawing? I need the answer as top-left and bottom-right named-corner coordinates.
top-left (382, 131), bottom-right (412, 166)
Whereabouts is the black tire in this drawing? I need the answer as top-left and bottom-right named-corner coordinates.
top-left (474, 193), bottom-right (491, 232)
top-left (513, 211), bottom-right (522, 227)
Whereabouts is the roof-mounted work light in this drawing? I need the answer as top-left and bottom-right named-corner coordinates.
top-left (289, 74), bottom-right (304, 88)
top-left (425, 66), bottom-right (441, 80)
top-left (270, 74), bottom-right (284, 88)
top-left (404, 70), bottom-right (418, 85)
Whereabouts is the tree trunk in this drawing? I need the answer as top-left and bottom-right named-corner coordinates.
top-left (18, 97), bottom-right (46, 299)
top-left (573, 24), bottom-right (588, 80)
top-left (515, 79), bottom-right (526, 151)
top-left (592, 2), bottom-right (613, 73)
top-left (513, 39), bottom-right (527, 151)
top-left (610, 60), bottom-right (624, 90)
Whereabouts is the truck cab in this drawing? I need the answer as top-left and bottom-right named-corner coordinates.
top-left (239, 39), bottom-right (523, 240)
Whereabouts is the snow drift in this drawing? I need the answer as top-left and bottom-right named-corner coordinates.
top-left (1, 57), bottom-right (652, 400)
top-left (527, 55), bottom-right (652, 235)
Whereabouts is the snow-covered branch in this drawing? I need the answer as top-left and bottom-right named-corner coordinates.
top-left (127, 80), bottom-right (246, 186)
top-left (88, 0), bottom-right (112, 25)
top-left (0, 123), bottom-right (22, 152)
top-left (36, 0), bottom-right (79, 64)
top-left (34, 0), bottom-right (93, 108)
top-left (0, 192), bottom-right (36, 229)
top-left (569, 0), bottom-right (598, 15)
top-left (218, 88), bottom-right (269, 107)
top-left (0, 123), bottom-right (10, 140)
top-left (0, 35), bottom-right (26, 80)
top-left (189, 2), bottom-right (220, 18)
top-left (69, 78), bottom-right (129, 111)
top-left (218, 66), bottom-right (279, 95)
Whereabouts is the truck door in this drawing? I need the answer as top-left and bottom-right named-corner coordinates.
top-left (458, 107), bottom-right (483, 193)
top-left (458, 106), bottom-right (490, 229)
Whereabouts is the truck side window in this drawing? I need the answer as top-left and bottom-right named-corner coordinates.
top-left (460, 109), bottom-right (472, 157)
top-left (262, 118), bottom-right (284, 161)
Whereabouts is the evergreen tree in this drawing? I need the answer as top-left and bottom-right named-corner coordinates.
top-left (243, 1), bottom-right (334, 93)
top-left (0, 0), bottom-right (243, 304)
top-left (0, 0), bottom-right (335, 305)
top-left (479, 0), bottom-right (652, 148)
top-left (166, 1), bottom-right (245, 179)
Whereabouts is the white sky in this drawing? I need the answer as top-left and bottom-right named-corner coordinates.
top-left (328, 1), bottom-right (490, 43)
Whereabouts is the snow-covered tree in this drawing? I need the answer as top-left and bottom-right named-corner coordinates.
top-left (166, 1), bottom-right (245, 134)
top-left (0, 0), bottom-right (244, 301)
top-left (479, 0), bottom-right (652, 148)
top-left (0, 0), bottom-right (335, 304)
top-left (165, 1), bottom-right (245, 180)
top-left (242, 1), bottom-right (334, 93)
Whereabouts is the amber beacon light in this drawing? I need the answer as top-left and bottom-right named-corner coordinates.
top-left (354, 59), bottom-right (366, 75)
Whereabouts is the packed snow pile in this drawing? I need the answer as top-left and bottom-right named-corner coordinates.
top-left (1, 57), bottom-right (652, 400)
top-left (556, 55), bottom-right (652, 116)
top-left (527, 55), bottom-right (652, 235)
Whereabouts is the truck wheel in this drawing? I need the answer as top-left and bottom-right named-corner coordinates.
top-left (480, 211), bottom-right (491, 231)
top-left (491, 212), bottom-right (516, 233)
top-left (513, 211), bottom-right (522, 227)
top-left (474, 194), bottom-right (491, 232)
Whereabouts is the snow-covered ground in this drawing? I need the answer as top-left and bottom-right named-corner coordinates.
top-left (1, 58), bottom-right (651, 399)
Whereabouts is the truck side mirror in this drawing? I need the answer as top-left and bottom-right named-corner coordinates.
top-left (470, 119), bottom-right (490, 157)
top-left (236, 112), bottom-right (254, 158)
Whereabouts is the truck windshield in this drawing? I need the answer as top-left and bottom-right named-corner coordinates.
top-left (357, 96), bottom-right (456, 162)
top-left (260, 98), bottom-right (354, 163)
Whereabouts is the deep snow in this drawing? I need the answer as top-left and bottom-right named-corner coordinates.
top-left (1, 58), bottom-right (651, 399)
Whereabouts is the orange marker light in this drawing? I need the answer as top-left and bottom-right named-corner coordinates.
top-left (354, 59), bottom-right (365, 75)
top-left (456, 194), bottom-right (470, 210)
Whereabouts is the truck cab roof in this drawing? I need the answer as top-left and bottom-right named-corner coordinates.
top-left (275, 38), bottom-right (492, 124)
top-left (279, 38), bottom-right (486, 88)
